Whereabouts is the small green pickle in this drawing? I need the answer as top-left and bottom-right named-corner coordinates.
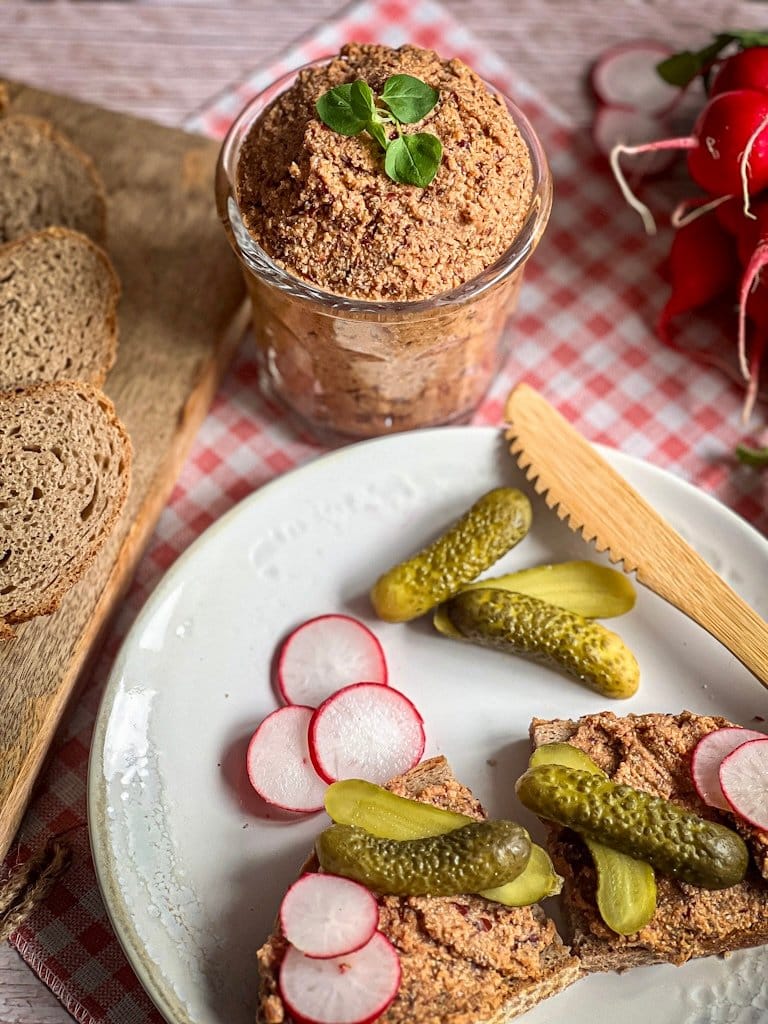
top-left (517, 764), bottom-right (749, 890)
top-left (443, 588), bottom-right (640, 699)
top-left (433, 560), bottom-right (636, 638)
top-left (324, 778), bottom-right (562, 905)
top-left (315, 820), bottom-right (531, 896)
top-left (530, 743), bottom-right (657, 935)
top-left (370, 488), bottom-right (532, 622)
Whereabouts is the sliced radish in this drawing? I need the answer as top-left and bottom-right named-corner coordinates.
top-left (719, 738), bottom-right (768, 830)
top-left (246, 705), bottom-right (327, 812)
top-left (309, 683), bottom-right (425, 785)
top-left (691, 727), bottom-right (767, 811)
top-left (278, 615), bottom-right (387, 708)
top-left (279, 873), bottom-right (379, 959)
top-left (591, 41), bottom-right (679, 115)
top-left (279, 931), bottom-right (401, 1024)
top-left (593, 105), bottom-right (677, 177)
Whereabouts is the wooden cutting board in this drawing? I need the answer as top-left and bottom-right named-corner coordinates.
top-left (0, 80), bottom-right (248, 860)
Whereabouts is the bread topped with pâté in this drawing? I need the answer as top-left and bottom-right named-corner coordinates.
top-left (256, 756), bottom-right (581, 1024)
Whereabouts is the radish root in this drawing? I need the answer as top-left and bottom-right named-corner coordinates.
top-left (743, 329), bottom-right (767, 423)
top-left (740, 114), bottom-right (768, 221)
top-left (741, 329), bottom-right (765, 421)
top-left (738, 243), bottom-right (768, 380)
top-left (670, 194), bottom-right (731, 229)
top-left (610, 138), bottom-right (697, 235)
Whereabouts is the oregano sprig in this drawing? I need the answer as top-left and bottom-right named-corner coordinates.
top-left (315, 74), bottom-right (442, 187)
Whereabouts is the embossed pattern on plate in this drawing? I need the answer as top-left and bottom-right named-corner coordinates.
top-left (88, 427), bottom-right (768, 1024)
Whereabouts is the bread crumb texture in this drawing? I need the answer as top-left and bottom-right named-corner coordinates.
top-left (237, 43), bottom-right (534, 301)
top-left (0, 382), bottom-right (131, 628)
top-left (0, 115), bottom-right (107, 245)
top-left (0, 227), bottom-right (120, 388)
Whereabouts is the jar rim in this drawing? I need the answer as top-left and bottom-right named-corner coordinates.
top-left (216, 55), bottom-right (553, 314)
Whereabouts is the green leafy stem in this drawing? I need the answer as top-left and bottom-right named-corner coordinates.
top-left (657, 29), bottom-right (768, 88)
top-left (315, 74), bottom-right (442, 188)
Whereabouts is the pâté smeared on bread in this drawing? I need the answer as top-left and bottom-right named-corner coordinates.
top-left (257, 757), bottom-right (581, 1024)
top-left (529, 710), bottom-right (768, 969)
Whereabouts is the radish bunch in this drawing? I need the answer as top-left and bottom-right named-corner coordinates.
top-left (596, 31), bottom-right (768, 426)
top-left (691, 725), bottom-right (768, 830)
top-left (247, 614), bottom-right (425, 812)
top-left (278, 872), bottom-right (401, 1024)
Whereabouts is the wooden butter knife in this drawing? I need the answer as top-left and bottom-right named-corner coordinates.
top-left (505, 383), bottom-right (768, 689)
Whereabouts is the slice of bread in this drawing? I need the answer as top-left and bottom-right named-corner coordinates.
top-left (0, 227), bottom-right (120, 388)
top-left (256, 756), bottom-right (581, 1024)
top-left (530, 710), bottom-right (768, 971)
top-left (0, 381), bottom-right (131, 637)
top-left (0, 115), bottom-right (107, 245)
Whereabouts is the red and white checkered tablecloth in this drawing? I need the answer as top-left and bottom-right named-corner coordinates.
top-left (4, 1), bottom-right (768, 1022)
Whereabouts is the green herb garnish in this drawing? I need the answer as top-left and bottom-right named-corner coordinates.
top-left (657, 30), bottom-right (768, 88)
top-left (315, 73), bottom-right (442, 187)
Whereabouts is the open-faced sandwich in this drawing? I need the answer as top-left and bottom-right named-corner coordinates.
top-left (256, 756), bottom-right (581, 1024)
top-left (526, 710), bottom-right (768, 970)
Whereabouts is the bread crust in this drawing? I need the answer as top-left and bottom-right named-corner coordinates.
top-left (256, 756), bottom-right (581, 1024)
top-left (0, 381), bottom-right (131, 637)
top-left (529, 711), bottom-right (768, 972)
top-left (0, 226), bottom-right (121, 388)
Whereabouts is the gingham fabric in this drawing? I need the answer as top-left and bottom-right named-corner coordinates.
top-left (4, 1), bottom-right (768, 1022)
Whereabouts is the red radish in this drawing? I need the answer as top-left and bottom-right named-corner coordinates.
top-left (246, 705), bottom-right (327, 812)
top-left (593, 106), bottom-right (677, 176)
top-left (744, 327), bottom-right (768, 420)
top-left (715, 195), bottom-right (745, 235)
top-left (691, 726), bottom-right (767, 810)
top-left (278, 615), bottom-right (387, 708)
top-left (309, 682), bottom-right (425, 785)
top-left (736, 200), bottom-right (768, 386)
top-left (670, 193), bottom-right (732, 229)
top-left (710, 47), bottom-right (768, 98)
top-left (279, 931), bottom-right (401, 1024)
top-left (279, 874), bottom-right (379, 959)
top-left (657, 211), bottom-right (737, 344)
top-left (611, 89), bottom-right (768, 233)
top-left (590, 41), bottom-right (678, 114)
top-left (719, 737), bottom-right (768, 830)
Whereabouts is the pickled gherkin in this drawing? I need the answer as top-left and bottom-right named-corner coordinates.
top-left (443, 588), bottom-right (639, 699)
top-left (517, 764), bottom-right (749, 890)
top-left (433, 560), bottom-right (636, 638)
top-left (315, 820), bottom-right (531, 896)
top-left (324, 778), bottom-right (562, 904)
top-left (370, 488), bottom-right (532, 622)
top-left (530, 743), bottom-right (656, 934)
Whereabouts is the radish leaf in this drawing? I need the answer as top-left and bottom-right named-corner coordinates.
top-left (736, 443), bottom-right (768, 467)
top-left (658, 30), bottom-right (768, 88)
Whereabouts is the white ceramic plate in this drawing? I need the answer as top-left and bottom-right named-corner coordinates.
top-left (88, 426), bottom-right (768, 1024)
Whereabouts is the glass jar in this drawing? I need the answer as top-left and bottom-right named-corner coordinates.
top-left (216, 60), bottom-right (552, 442)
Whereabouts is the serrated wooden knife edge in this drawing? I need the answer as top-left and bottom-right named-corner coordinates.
top-left (504, 383), bottom-right (768, 688)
